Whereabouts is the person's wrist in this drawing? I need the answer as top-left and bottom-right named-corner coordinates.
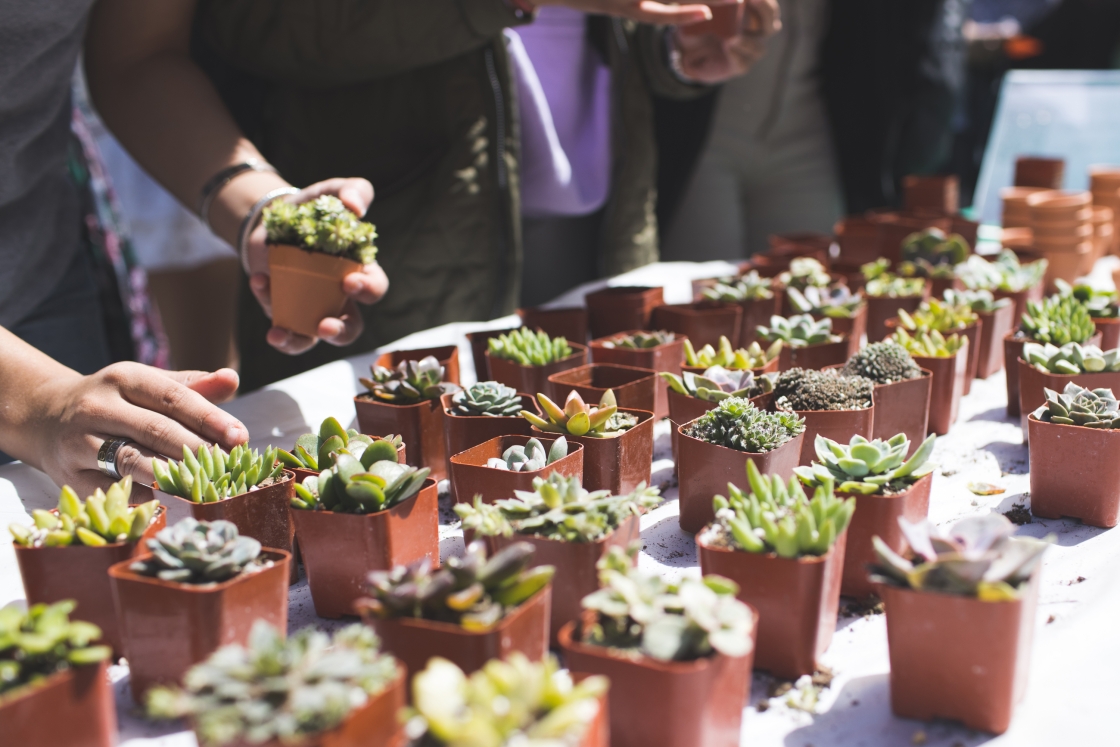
top-left (206, 171), bottom-right (292, 248)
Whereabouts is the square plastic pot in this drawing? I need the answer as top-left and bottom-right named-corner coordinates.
top-left (291, 480), bottom-right (439, 619)
top-left (0, 660), bottom-right (116, 747)
top-left (960, 320), bottom-right (982, 394)
top-left (376, 345), bottom-right (460, 386)
top-left (534, 409), bottom-right (655, 495)
top-left (913, 343), bottom-right (968, 435)
top-left (834, 216), bottom-right (882, 266)
top-left (903, 175), bottom-right (959, 214)
top-left (777, 338), bottom-right (850, 372)
top-left (1005, 331), bottom-right (1099, 418)
top-left (813, 304), bottom-right (867, 358)
top-left (975, 305), bottom-right (1015, 379)
top-left (517, 306), bottom-right (589, 344)
top-left (354, 395), bottom-right (448, 480)
top-left (994, 284), bottom-right (1044, 329)
top-left (14, 507), bottom-right (166, 658)
top-left (1016, 358), bottom-right (1120, 437)
top-left (881, 578), bottom-right (1040, 734)
top-left (585, 286), bottom-right (664, 339)
top-left (450, 435), bottom-right (584, 505)
top-left (676, 423), bottom-right (804, 534)
top-left (1028, 415), bottom-right (1120, 527)
top-left (791, 405), bottom-right (875, 466)
top-left (485, 344), bottom-right (589, 399)
top-left (866, 294), bottom-right (925, 343)
top-left (441, 392), bottom-right (535, 488)
top-left (929, 275), bottom-right (964, 300)
top-left (667, 389), bottom-right (718, 464)
top-left (109, 549), bottom-right (291, 700)
top-left (650, 303), bottom-right (742, 350)
top-left (1094, 316), bottom-right (1120, 351)
top-left (547, 363), bottom-right (658, 415)
top-left (697, 531), bottom-right (845, 680)
top-left (558, 619), bottom-right (755, 747)
top-left (268, 244), bottom-right (361, 338)
top-left (733, 295), bottom-right (782, 348)
top-left (360, 585), bottom-right (551, 682)
top-left (589, 332), bottom-right (686, 418)
top-left (872, 372), bottom-right (933, 454)
top-left (466, 327), bottom-right (518, 381)
top-left (839, 474), bottom-right (933, 600)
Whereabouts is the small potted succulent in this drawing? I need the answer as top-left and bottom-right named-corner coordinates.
top-left (147, 621), bottom-right (405, 747)
top-left (945, 288), bottom-right (1014, 379)
top-left (375, 344), bottom-right (461, 386)
top-left (517, 304), bottom-right (589, 344)
top-left (697, 270), bottom-right (779, 347)
top-left (589, 330), bottom-right (686, 418)
top-left (584, 285), bottom-right (664, 339)
top-left (10, 477), bottom-right (163, 657)
top-left (522, 389), bottom-right (654, 495)
top-left (153, 444), bottom-right (295, 582)
top-left (558, 547), bottom-right (757, 747)
top-left (891, 328), bottom-right (969, 435)
top-left (485, 328), bottom-right (588, 397)
top-left (897, 228), bottom-right (969, 297)
top-left (456, 473), bottom-right (660, 644)
top-left (650, 300), bottom-right (741, 350)
top-left (956, 249), bottom-right (1046, 322)
top-left (888, 296), bottom-right (981, 392)
top-left (676, 396), bottom-right (805, 533)
top-left (109, 518), bottom-right (290, 699)
top-left (356, 541), bottom-right (553, 681)
top-left (278, 416), bottom-right (406, 483)
top-left (861, 258), bottom-right (929, 342)
top-left (355, 356), bottom-right (460, 480)
top-left (788, 284), bottom-right (867, 357)
top-left (795, 433), bottom-right (936, 599)
top-left (871, 515), bottom-right (1049, 734)
top-left (1028, 383), bottom-right (1120, 526)
top-left (682, 335), bottom-right (782, 375)
top-left (697, 462), bottom-right (852, 679)
top-left (839, 341), bottom-right (931, 452)
top-left (450, 434), bottom-right (583, 506)
top-left (405, 655), bottom-right (609, 747)
top-left (772, 367), bottom-right (876, 466)
top-left (1005, 295), bottom-right (1098, 417)
top-left (289, 449), bottom-right (437, 619)
top-left (440, 381), bottom-right (534, 489)
top-left (548, 363), bottom-right (658, 415)
top-left (0, 601), bottom-right (115, 747)
top-left (757, 314), bottom-right (848, 371)
top-left (661, 366), bottom-right (774, 463)
top-left (263, 196), bottom-right (378, 338)
top-left (1017, 341), bottom-right (1120, 434)
top-left (777, 256), bottom-right (833, 293)
top-left (1057, 279), bottom-right (1120, 350)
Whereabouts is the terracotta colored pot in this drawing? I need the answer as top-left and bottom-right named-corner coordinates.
top-left (1000, 226), bottom-right (1034, 247)
top-left (291, 480), bottom-right (439, 618)
top-left (952, 215), bottom-right (980, 248)
top-left (376, 345), bottom-right (460, 386)
top-left (1031, 221), bottom-right (1093, 240)
top-left (697, 530), bottom-right (845, 679)
top-left (650, 303), bottom-right (742, 350)
top-left (354, 395), bottom-right (448, 480)
top-left (486, 515), bottom-right (639, 645)
top-left (1002, 187), bottom-right (1049, 227)
top-left (485, 344), bottom-right (589, 399)
top-left (0, 660), bottom-right (116, 747)
top-left (1038, 243), bottom-right (1092, 291)
top-left (884, 318), bottom-right (977, 394)
top-left (840, 474), bottom-right (932, 600)
top-left (517, 306), bottom-right (589, 344)
top-left (449, 435), bottom-right (584, 505)
top-left (680, 355), bottom-right (779, 379)
top-left (558, 620), bottom-right (755, 747)
top-left (1016, 358), bottom-right (1120, 436)
top-left (872, 372), bottom-right (933, 454)
top-left (812, 304), bottom-right (866, 357)
top-left (975, 304), bottom-right (1016, 378)
top-left (768, 231), bottom-right (834, 257)
top-left (871, 212), bottom-right (953, 264)
top-left (268, 244), bottom-right (361, 338)
top-left (14, 507), bottom-right (166, 658)
top-left (1004, 331), bottom-right (1101, 417)
top-left (788, 405), bottom-right (875, 467)
top-left (913, 343), bottom-right (968, 435)
top-left (666, 388), bottom-right (718, 464)
top-left (866, 293), bottom-right (925, 343)
top-left (676, 423), bottom-right (804, 534)
top-left (776, 337), bottom-right (850, 372)
top-left (466, 327), bottom-right (518, 381)
top-left (994, 283), bottom-right (1044, 327)
top-left (829, 260), bottom-right (866, 293)
top-left (1027, 189), bottom-right (1090, 220)
top-left (929, 275), bottom-right (964, 300)
top-left (1095, 316), bottom-right (1120, 351)
top-left (589, 332), bottom-right (686, 419)
top-left (110, 549), bottom-right (291, 699)
top-left (834, 216), bottom-right (881, 266)
top-left (679, 1), bottom-right (745, 38)
top-left (882, 578), bottom-right (1039, 734)
top-left (360, 585), bottom-right (551, 682)
top-left (1015, 156), bottom-right (1065, 188)
top-left (547, 363), bottom-right (657, 414)
top-left (585, 286), bottom-right (664, 339)
top-left (735, 295), bottom-right (781, 348)
top-left (441, 392), bottom-right (535, 487)
top-left (530, 409), bottom-right (654, 495)
top-left (903, 175), bottom-right (959, 215)
top-left (1028, 414), bottom-right (1120, 527)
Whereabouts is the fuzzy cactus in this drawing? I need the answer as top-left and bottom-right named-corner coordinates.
top-left (842, 341), bottom-right (922, 384)
top-left (263, 196), bottom-right (377, 264)
top-left (773, 368), bottom-right (874, 412)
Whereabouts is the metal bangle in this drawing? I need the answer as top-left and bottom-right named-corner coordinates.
top-left (97, 438), bottom-right (132, 480)
top-left (237, 187), bottom-right (301, 274)
top-left (198, 159), bottom-right (277, 230)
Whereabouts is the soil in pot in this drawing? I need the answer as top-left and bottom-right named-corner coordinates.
top-left (789, 405), bottom-right (875, 467)
top-left (376, 345), bottom-right (461, 386)
top-left (466, 327), bottom-right (518, 381)
top-left (1016, 358), bottom-right (1120, 436)
top-left (485, 343), bottom-right (589, 399)
top-left (975, 305), bottom-right (1015, 378)
top-left (0, 660), bottom-right (116, 747)
top-left (650, 303), bottom-right (742, 350)
top-left (777, 337), bottom-right (850, 372)
top-left (268, 244), bottom-right (361, 339)
top-left (441, 392), bottom-right (535, 489)
top-left (547, 363), bottom-right (658, 415)
top-left (354, 395), bottom-right (448, 480)
top-left (867, 294), bottom-right (925, 343)
top-left (585, 286), bottom-right (664, 339)
top-left (534, 409), bottom-right (655, 495)
top-left (450, 435), bottom-right (584, 505)
top-left (1028, 414), bottom-right (1120, 527)
top-left (913, 342), bottom-right (969, 435)
top-left (589, 332), bottom-right (686, 419)
top-left (517, 306), bottom-right (589, 344)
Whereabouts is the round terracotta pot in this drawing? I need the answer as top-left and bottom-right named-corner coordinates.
top-left (585, 286), bottom-right (664, 339)
top-left (1094, 316), bottom-right (1120, 351)
top-left (1027, 189), bottom-right (1091, 221)
top-left (975, 304), bottom-right (1016, 379)
top-left (354, 395), bottom-right (448, 481)
top-left (1015, 156), bottom-right (1065, 188)
top-left (485, 343), bottom-right (589, 400)
top-left (650, 303), bottom-right (742, 350)
top-left (589, 332), bottom-right (687, 419)
top-left (866, 293), bottom-right (926, 343)
top-left (1031, 221), bottom-right (1093, 240)
top-left (834, 215), bottom-right (882, 266)
top-left (811, 304), bottom-right (867, 357)
top-left (376, 345), bottom-right (460, 386)
top-left (1028, 414), bottom-right (1120, 527)
top-left (1000, 226), bottom-right (1033, 248)
top-left (547, 363), bottom-right (658, 415)
top-left (784, 405), bottom-right (874, 467)
top-left (776, 337), bottom-right (850, 372)
top-left (1002, 187), bottom-right (1049, 228)
top-left (268, 244), bottom-right (361, 338)
top-left (440, 392), bottom-right (535, 487)
top-left (466, 326), bottom-right (518, 381)
top-left (912, 342), bottom-right (969, 435)
top-left (697, 529), bottom-right (846, 680)
top-left (1016, 357), bottom-right (1120, 437)
top-left (532, 409), bottom-right (654, 496)
top-left (449, 435), bottom-right (584, 505)
top-left (903, 174), bottom-right (959, 215)
top-left (0, 660), bottom-right (116, 747)
top-left (517, 306), bottom-right (589, 344)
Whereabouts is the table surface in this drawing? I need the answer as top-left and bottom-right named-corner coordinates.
top-left (3, 260), bottom-right (1118, 747)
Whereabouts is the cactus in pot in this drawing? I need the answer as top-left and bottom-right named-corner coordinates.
top-left (756, 314), bottom-right (841, 348)
top-left (290, 449), bottom-right (430, 514)
top-left (359, 356), bottom-right (459, 404)
top-left (842, 341), bottom-right (923, 384)
top-left (9, 477), bottom-right (159, 548)
top-left (153, 444), bottom-right (285, 505)
top-left (277, 416), bottom-right (400, 473)
top-left (521, 389), bottom-right (637, 438)
top-left (263, 196), bottom-right (377, 264)
top-left (0, 601), bottom-right (111, 698)
top-left (129, 518), bottom-right (266, 584)
top-left (660, 366), bottom-right (773, 403)
top-left (683, 396), bottom-right (805, 453)
top-left (795, 433), bottom-right (936, 495)
top-left (488, 328), bottom-right (573, 366)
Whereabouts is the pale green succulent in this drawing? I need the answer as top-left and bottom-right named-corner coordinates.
top-left (277, 416), bottom-right (399, 472)
top-left (862, 259), bottom-right (926, 298)
top-left (795, 433), bottom-right (936, 495)
top-left (1019, 296), bottom-right (1096, 345)
top-left (599, 330), bottom-right (676, 349)
top-left (0, 601), bottom-right (111, 699)
top-left (484, 437), bottom-right (569, 472)
top-left (777, 257), bottom-right (831, 291)
top-left (943, 288), bottom-right (1011, 314)
top-left (660, 366), bottom-right (773, 403)
top-left (263, 196), bottom-right (377, 264)
top-left (154, 444), bottom-right (285, 505)
top-left (449, 381), bottom-right (524, 417)
top-left (130, 518), bottom-right (264, 584)
top-left (1056, 280), bottom-right (1120, 319)
top-left (684, 335), bottom-right (782, 369)
top-left (9, 477), bottom-right (159, 549)
top-left (756, 314), bottom-right (841, 349)
top-left (956, 250), bottom-right (1046, 293)
top-left (1035, 383), bottom-right (1120, 429)
top-left (701, 271), bottom-right (774, 302)
top-left (897, 298), bottom-right (977, 334)
top-left (1023, 341), bottom-right (1120, 374)
top-left (891, 328), bottom-right (966, 358)
top-left (521, 389), bottom-right (637, 439)
top-left (787, 285), bottom-right (863, 318)
top-left (291, 452), bottom-right (429, 514)
top-left (489, 328), bottom-right (573, 366)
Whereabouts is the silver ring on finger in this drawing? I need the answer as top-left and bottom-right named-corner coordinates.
top-left (97, 437), bottom-right (133, 479)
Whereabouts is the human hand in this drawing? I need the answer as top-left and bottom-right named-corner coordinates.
top-left (673, 0), bottom-right (781, 84)
top-left (244, 177), bottom-right (389, 355)
top-left (535, 0), bottom-right (737, 26)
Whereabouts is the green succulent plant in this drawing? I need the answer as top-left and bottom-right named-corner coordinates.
top-left (707, 459), bottom-right (854, 557)
top-left (1035, 382), bottom-right (1120, 429)
top-left (898, 228), bottom-right (969, 279)
top-left (1022, 341), bottom-right (1120, 374)
top-left (683, 396), bottom-right (805, 453)
top-left (579, 546), bottom-right (754, 661)
top-left (147, 621), bottom-right (399, 747)
top-left (9, 477), bottom-right (159, 549)
top-left (277, 416), bottom-right (400, 473)
top-left (891, 328), bottom-right (966, 358)
top-left (154, 444), bottom-right (285, 505)
top-left (0, 601), bottom-right (111, 698)
top-left (787, 285), bottom-right (864, 318)
top-left (359, 356), bottom-right (459, 404)
top-left (773, 368), bottom-right (874, 412)
top-left (861, 258), bottom-right (927, 298)
top-left (598, 330), bottom-right (676, 349)
top-left (130, 518), bottom-right (265, 584)
top-left (263, 196), bottom-right (377, 264)
top-left (448, 381), bottom-right (524, 417)
top-left (488, 328), bottom-right (574, 366)
top-left (841, 341), bottom-right (923, 384)
top-left (1018, 295), bottom-right (1096, 345)
top-left (521, 389), bottom-right (637, 439)
top-left (777, 257), bottom-right (831, 291)
top-left (455, 473), bottom-right (661, 542)
top-left (795, 433), bottom-right (936, 495)
top-left (484, 437), bottom-right (569, 472)
top-left (897, 298), bottom-right (977, 334)
top-left (942, 288), bottom-right (1011, 314)
top-left (660, 366), bottom-right (773, 403)
top-left (756, 314), bottom-right (841, 349)
top-left (291, 451), bottom-right (430, 514)
top-left (956, 250), bottom-right (1046, 293)
top-left (405, 654), bottom-right (608, 747)
top-left (701, 271), bottom-right (774, 302)
top-left (1056, 279), bottom-right (1120, 319)
top-left (684, 336), bottom-right (781, 370)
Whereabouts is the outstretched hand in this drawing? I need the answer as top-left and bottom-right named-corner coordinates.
top-left (674, 0), bottom-right (782, 84)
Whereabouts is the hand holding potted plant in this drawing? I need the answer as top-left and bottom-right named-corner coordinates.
top-left (891, 328), bottom-right (969, 434)
top-left (772, 368), bottom-right (876, 466)
top-left (486, 328), bottom-right (588, 396)
top-left (757, 314), bottom-right (848, 370)
top-left (840, 341), bottom-right (931, 450)
top-left (862, 258), bottom-right (928, 342)
top-left (1006, 295), bottom-right (1098, 416)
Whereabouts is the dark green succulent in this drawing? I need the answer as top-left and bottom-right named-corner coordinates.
top-left (1018, 295), bottom-right (1096, 345)
top-left (130, 518), bottom-right (264, 584)
top-left (684, 396), bottom-right (805, 453)
top-left (842, 341), bottom-right (922, 384)
top-left (0, 601), bottom-right (111, 698)
top-left (1035, 382), bottom-right (1120, 428)
top-left (1057, 280), bottom-right (1120, 319)
top-left (773, 368), bottom-right (873, 412)
top-left (263, 196), bottom-right (377, 264)
top-left (277, 416), bottom-right (400, 473)
top-left (899, 228), bottom-right (969, 279)
top-left (488, 328), bottom-right (573, 366)
top-left (360, 356), bottom-right (459, 404)
top-left (795, 433), bottom-right (936, 495)
top-left (291, 451), bottom-right (429, 514)
top-left (599, 330), bottom-right (677, 349)
top-left (449, 381), bottom-right (523, 417)
top-left (154, 445), bottom-right (285, 505)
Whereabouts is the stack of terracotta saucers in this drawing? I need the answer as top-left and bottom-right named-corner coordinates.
top-left (1090, 166), bottom-right (1120, 256)
top-left (1026, 190), bottom-right (1093, 289)
top-left (1001, 187), bottom-right (1048, 229)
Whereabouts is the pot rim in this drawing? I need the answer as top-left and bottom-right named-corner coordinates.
top-left (588, 331), bottom-right (686, 352)
top-left (835, 471), bottom-right (934, 501)
top-left (289, 479), bottom-right (433, 521)
top-left (584, 285), bottom-right (663, 299)
top-left (353, 393), bottom-right (445, 411)
top-left (1026, 411), bottom-right (1120, 434)
top-left (556, 619), bottom-right (754, 673)
top-left (548, 362), bottom-right (660, 387)
top-left (107, 548), bottom-right (291, 592)
top-left (696, 526), bottom-right (840, 567)
top-left (496, 513), bottom-right (639, 549)
top-left (161, 472), bottom-right (295, 507)
top-left (531, 407), bottom-right (656, 442)
top-left (357, 584), bottom-right (551, 638)
top-left (484, 343), bottom-right (589, 373)
top-left (0, 658), bottom-right (107, 709)
top-left (449, 435), bottom-right (584, 471)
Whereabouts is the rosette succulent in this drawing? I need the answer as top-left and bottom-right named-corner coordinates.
top-left (795, 433), bottom-right (936, 495)
top-left (701, 271), bottom-right (774, 302)
top-left (899, 228), bottom-right (969, 278)
top-left (359, 356), bottom-right (459, 404)
top-left (599, 330), bottom-right (676, 349)
top-left (841, 341), bottom-right (922, 384)
top-left (0, 601), bottom-right (111, 698)
top-left (787, 285), bottom-right (864, 318)
top-left (484, 437), bottom-right (569, 472)
top-left (130, 518), bottom-right (265, 584)
top-left (660, 366), bottom-right (773, 403)
top-left (862, 259), bottom-right (926, 298)
top-left (684, 336), bottom-right (781, 369)
top-left (154, 444), bottom-right (285, 505)
top-left (756, 314), bottom-right (841, 348)
top-left (683, 397), bottom-right (805, 453)
top-left (1018, 295), bottom-right (1096, 345)
top-left (956, 250), bottom-right (1046, 293)
top-left (1034, 383), bottom-right (1120, 428)
top-left (891, 328), bottom-right (966, 358)
top-left (448, 381), bottom-right (523, 417)
top-left (777, 257), bottom-right (831, 291)
top-left (1022, 341), bottom-right (1120, 374)
top-left (773, 368), bottom-right (873, 412)
top-left (263, 195), bottom-right (377, 264)
top-left (521, 389), bottom-right (637, 438)
top-left (488, 328), bottom-right (573, 366)
top-left (277, 416), bottom-right (400, 473)
top-left (9, 477), bottom-right (159, 549)
top-left (291, 452), bottom-right (430, 514)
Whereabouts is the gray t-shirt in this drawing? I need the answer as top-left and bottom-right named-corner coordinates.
top-left (0, 0), bottom-right (95, 327)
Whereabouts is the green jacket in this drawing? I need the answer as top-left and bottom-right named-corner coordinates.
top-left (193, 1), bottom-right (701, 390)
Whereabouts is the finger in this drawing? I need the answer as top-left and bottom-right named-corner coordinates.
top-left (249, 273), bottom-right (273, 317)
top-left (86, 434), bottom-right (161, 489)
top-left (113, 367), bottom-right (248, 449)
top-left (318, 299), bottom-right (365, 347)
top-left (342, 263), bottom-right (389, 305)
top-left (266, 326), bottom-right (319, 355)
top-left (746, 0), bottom-right (780, 36)
top-left (157, 369), bottom-right (241, 405)
top-left (634, 2), bottom-right (713, 25)
top-left (297, 178), bottom-right (375, 217)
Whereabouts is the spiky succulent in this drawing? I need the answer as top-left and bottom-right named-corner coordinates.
top-left (756, 314), bottom-right (841, 348)
top-left (488, 328), bottom-right (574, 366)
top-left (130, 518), bottom-right (264, 584)
top-left (484, 437), bottom-right (569, 473)
top-left (842, 341), bottom-right (922, 384)
top-left (1018, 295), bottom-right (1096, 345)
top-left (1023, 341), bottom-right (1120, 374)
top-left (599, 330), bottom-right (676, 349)
top-left (1056, 280), bottom-right (1120, 319)
top-left (870, 515), bottom-right (1050, 600)
top-left (943, 288), bottom-right (1011, 314)
top-left (897, 298), bottom-right (977, 334)
top-left (361, 541), bottom-right (554, 631)
top-left (277, 416), bottom-right (400, 473)
top-left (449, 381), bottom-right (523, 417)
top-left (455, 474), bottom-right (661, 542)
top-left (891, 328), bottom-right (966, 358)
top-left (706, 459), bottom-right (854, 557)
top-left (522, 389), bottom-right (637, 439)
top-left (773, 368), bottom-right (873, 412)
top-left (898, 228), bottom-right (969, 279)
top-left (660, 366), bottom-right (773, 403)
top-left (777, 257), bottom-right (831, 291)
top-left (1035, 382), bottom-right (1120, 429)
top-left (291, 452), bottom-right (430, 514)
top-left (701, 271), bottom-right (774, 302)
top-left (787, 285), bottom-right (864, 318)
top-left (9, 477), bottom-right (159, 549)
top-left (684, 396), bottom-right (805, 453)
top-left (579, 546), bottom-right (754, 661)
top-left (147, 622), bottom-right (399, 747)
top-left (360, 356), bottom-right (459, 404)
top-left (405, 655), bottom-right (608, 747)
top-left (154, 444), bottom-right (285, 505)
top-left (0, 601), bottom-right (111, 698)
top-left (263, 196), bottom-right (377, 264)
top-left (684, 336), bottom-right (781, 369)
top-left (795, 433), bottom-right (936, 495)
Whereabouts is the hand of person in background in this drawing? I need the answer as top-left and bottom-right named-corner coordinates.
top-left (672, 0), bottom-right (782, 84)
top-left (533, 0), bottom-right (736, 26)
